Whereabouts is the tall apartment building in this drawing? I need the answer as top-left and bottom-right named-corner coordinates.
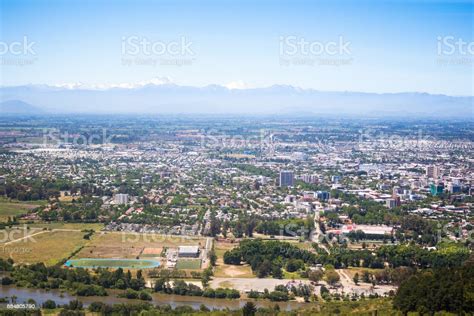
top-left (279, 170), bottom-right (294, 187)
top-left (114, 193), bottom-right (129, 205)
top-left (426, 165), bottom-right (440, 179)
top-left (301, 174), bottom-right (318, 184)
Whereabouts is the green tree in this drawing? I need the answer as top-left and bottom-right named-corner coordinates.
top-left (272, 265), bottom-right (283, 279)
top-left (242, 302), bottom-right (257, 316)
top-left (208, 249), bottom-right (217, 266)
top-left (325, 269), bottom-right (340, 286)
top-left (308, 269), bottom-right (324, 283)
top-left (353, 273), bottom-right (359, 285)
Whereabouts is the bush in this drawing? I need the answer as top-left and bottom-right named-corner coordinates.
top-left (225, 288), bottom-right (241, 299)
top-left (1, 276), bottom-right (13, 285)
top-left (248, 290), bottom-right (261, 299)
top-left (214, 288), bottom-right (227, 298)
top-left (75, 284), bottom-right (107, 296)
top-left (203, 288), bottom-right (215, 298)
top-left (139, 291), bottom-right (152, 301)
top-left (121, 289), bottom-right (139, 299)
top-left (267, 290), bottom-right (289, 301)
top-left (42, 299), bottom-right (57, 309)
top-left (286, 259), bottom-right (304, 272)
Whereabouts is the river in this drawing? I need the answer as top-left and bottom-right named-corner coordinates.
top-left (0, 286), bottom-right (312, 311)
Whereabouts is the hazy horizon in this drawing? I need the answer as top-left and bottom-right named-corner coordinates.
top-left (1, 0), bottom-right (473, 96)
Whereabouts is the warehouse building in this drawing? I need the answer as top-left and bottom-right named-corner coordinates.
top-left (178, 246), bottom-right (200, 258)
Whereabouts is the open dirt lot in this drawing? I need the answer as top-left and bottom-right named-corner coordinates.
top-left (211, 277), bottom-right (312, 292)
top-left (213, 240), bottom-right (254, 278)
top-left (73, 232), bottom-right (204, 260)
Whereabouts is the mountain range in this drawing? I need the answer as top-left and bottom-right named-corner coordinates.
top-left (0, 83), bottom-right (472, 118)
top-left (0, 99), bottom-right (44, 115)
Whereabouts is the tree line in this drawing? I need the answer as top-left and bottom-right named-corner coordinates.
top-left (224, 239), bottom-right (317, 278)
top-left (1, 259), bottom-right (146, 297)
top-left (393, 257), bottom-right (474, 314)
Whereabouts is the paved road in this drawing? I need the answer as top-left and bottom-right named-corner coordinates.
top-left (311, 212), bottom-right (330, 254)
top-left (201, 237), bottom-right (212, 267)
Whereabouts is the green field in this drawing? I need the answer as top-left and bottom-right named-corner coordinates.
top-left (176, 259), bottom-right (202, 270)
top-left (0, 199), bottom-right (45, 221)
top-left (66, 258), bottom-right (160, 269)
top-left (25, 222), bottom-right (104, 231)
top-left (0, 230), bottom-right (88, 266)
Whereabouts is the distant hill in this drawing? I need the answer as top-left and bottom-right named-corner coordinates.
top-left (0, 100), bottom-right (44, 114)
top-left (0, 84), bottom-right (472, 118)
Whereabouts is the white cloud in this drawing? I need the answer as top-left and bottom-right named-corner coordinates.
top-left (224, 80), bottom-right (249, 90)
top-left (50, 82), bottom-right (85, 89)
top-left (51, 77), bottom-right (173, 90)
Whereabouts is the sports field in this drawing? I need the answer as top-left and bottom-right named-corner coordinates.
top-left (176, 258), bottom-right (201, 270)
top-left (65, 258), bottom-right (160, 269)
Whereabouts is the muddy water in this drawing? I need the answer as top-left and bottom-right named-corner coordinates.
top-left (0, 286), bottom-right (312, 311)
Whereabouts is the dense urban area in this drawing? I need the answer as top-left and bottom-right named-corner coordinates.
top-left (0, 115), bottom-right (473, 315)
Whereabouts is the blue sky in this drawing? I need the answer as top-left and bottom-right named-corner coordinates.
top-left (0, 0), bottom-right (472, 95)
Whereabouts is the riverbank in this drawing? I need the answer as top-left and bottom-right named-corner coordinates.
top-left (0, 285), bottom-right (312, 311)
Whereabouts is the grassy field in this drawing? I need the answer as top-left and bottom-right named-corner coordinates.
top-left (0, 230), bottom-right (88, 266)
top-left (176, 259), bottom-right (202, 270)
top-left (66, 258), bottom-right (160, 269)
top-left (282, 269), bottom-right (306, 280)
top-left (74, 232), bottom-right (205, 260)
top-left (25, 222), bottom-right (104, 231)
top-left (0, 199), bottom-right (45, 221)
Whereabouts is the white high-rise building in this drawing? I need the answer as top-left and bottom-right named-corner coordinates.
top-left (301, 174), bottom-right (318, 184)
top-left (114, 193), bottom-right (129, 205)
